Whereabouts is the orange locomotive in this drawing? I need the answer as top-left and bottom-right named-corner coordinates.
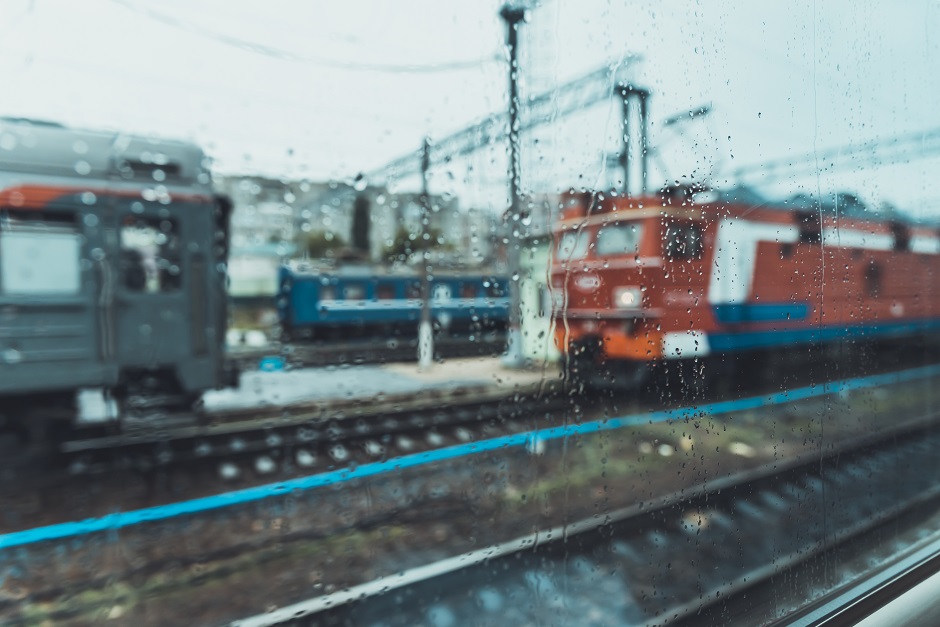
top-left (550, 187), bottom-right (940, 388)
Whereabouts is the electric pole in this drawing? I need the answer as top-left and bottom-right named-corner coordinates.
top-left (617, 85), bottom-right (651, 196)
top-left (500, 3), bottom-right (526, 367)
top-left (418, 137), bottom-right (434, 369)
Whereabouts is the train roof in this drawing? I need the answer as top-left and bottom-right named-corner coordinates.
top-left (556, 185), bottom-right (936, 230)
top-left (0, 118), bottom-right (213, 194)
top-left (284, 260), bottom-right (505, 279)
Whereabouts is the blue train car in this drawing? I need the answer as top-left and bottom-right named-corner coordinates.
top-left (277, 264), bottom-right (509, 342)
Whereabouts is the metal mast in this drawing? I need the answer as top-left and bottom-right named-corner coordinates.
top-left (500, 3), bottom-right (527, 366)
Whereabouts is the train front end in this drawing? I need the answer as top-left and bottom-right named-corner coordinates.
top-left (550, 192), bottom-right (711, 388)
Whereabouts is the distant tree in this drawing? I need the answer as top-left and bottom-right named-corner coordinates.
top-left (383, 227), bottom-right (417, 264)
top-left (351, 193), bottom-right (371, 256)
top-left (383, 226), bottom-right (447, 264)
top-left (305, 232), bottom-right (346, 259)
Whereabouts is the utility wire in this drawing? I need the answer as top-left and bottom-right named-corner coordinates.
top-left (726, 127), bottom-right (940, 183)
top-left (112, 0), bottom-right (501, 73)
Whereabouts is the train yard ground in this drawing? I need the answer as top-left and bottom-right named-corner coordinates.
top-left (75, 354), bottom-right (551, 425)
top-left (226, 331), bottom-right (509, 371)
top-left (2, 358), bottom-right (939, 625)
top-left (205, 354), bottom-right (554, 412)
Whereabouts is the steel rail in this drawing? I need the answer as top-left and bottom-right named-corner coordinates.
top-left (229, 414), bottom-right (940, 627)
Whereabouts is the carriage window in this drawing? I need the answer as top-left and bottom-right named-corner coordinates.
top-left (120, 217), bottom-right (181, 293)
top-left (664, 223), bottom-right (703, 260)
top-left (376, 284), bottom-right (396, 299)
top-left (460, 282), bottom-right (477, 298)
top-left (319, 285), bottom-right (336, 302)
top-left (484, 280), bottom-right (505, 297)
top-left (0, 221), bottom-right (81, 295)
top-left (432, 283), bottom-right (452, 301)
top-left (343, 283), bottom-right (365, 299)
top-left (556, 229), bottom-right (590, 260)
top-left (865, 261), bottom-right (882, 297)
top-left (596, 222), bottom-right (643, 256)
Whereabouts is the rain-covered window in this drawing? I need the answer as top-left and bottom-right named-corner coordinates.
top-left (3, 2), bottom-right (940, 626)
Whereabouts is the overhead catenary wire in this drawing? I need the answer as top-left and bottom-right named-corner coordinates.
top-left (726, 126), bottom-right (940, 183)
top-left (111, 0), bottom-right (501, 73)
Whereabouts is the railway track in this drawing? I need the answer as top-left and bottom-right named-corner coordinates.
top-left (56, 378), bottom-right (565, 480)
top-left (43, 353), bottom-right (940, 493)
top-left (3, 362), bottom-right (940, 625)
top-left (229, 417), bottom-right (940, 627)
top-left (54, 346), bottom-right (935, 484)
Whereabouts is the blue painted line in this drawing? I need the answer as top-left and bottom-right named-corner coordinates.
top-left (3, 363), bottom-right (940, 551)
top-left (712, 302), bottom-right (810, 324)
top-left (709, 317), bottom-right (940, 352)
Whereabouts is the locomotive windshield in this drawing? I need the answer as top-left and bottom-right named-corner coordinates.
top-left (595, 221), bottom-right (643, 256)
top-left (556, 229), bottom-right (590, 261)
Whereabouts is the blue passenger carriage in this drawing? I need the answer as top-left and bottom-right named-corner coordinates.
top-left (277, 263), bottom-right (509, 342)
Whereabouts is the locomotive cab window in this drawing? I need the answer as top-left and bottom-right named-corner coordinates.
top-left (120, 217), bottom-right (181, 293)
top-left (556, 229), bottom-right (590, 261)
top-left (596, 221), bottom-right (643, 256)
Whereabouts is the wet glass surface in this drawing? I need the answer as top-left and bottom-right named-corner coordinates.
top-left (0, 2), bottom-right (937, 625)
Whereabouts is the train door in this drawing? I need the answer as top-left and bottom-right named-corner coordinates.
top-left (112, 200), bottom-right (195, 394)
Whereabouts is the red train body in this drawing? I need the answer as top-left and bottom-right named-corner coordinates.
top-left (550, 189), bottom-right (940, 387)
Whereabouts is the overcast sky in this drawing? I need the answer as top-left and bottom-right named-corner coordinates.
top-left (0, 0), bottom-right (938, 215)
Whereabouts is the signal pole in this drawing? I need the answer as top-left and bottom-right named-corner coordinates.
top-left (500, 3), bottom-right (526, 368)
top-left (418, 137), bottom-right (434, 369)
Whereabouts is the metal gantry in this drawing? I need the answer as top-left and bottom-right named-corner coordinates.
top-left (363, 61), bottom-right (641, 186)
top-left (362, 52), bottom-right (641, 365)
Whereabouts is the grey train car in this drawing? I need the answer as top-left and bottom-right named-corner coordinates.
top-left (0, 119), bottom-right (232, 456)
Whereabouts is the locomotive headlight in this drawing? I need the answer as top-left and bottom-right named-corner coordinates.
top-left (613, 286), bottom-right (642, 309)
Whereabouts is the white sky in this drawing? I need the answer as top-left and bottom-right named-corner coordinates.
top-left (0, 0), bottom-right (938, 215)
